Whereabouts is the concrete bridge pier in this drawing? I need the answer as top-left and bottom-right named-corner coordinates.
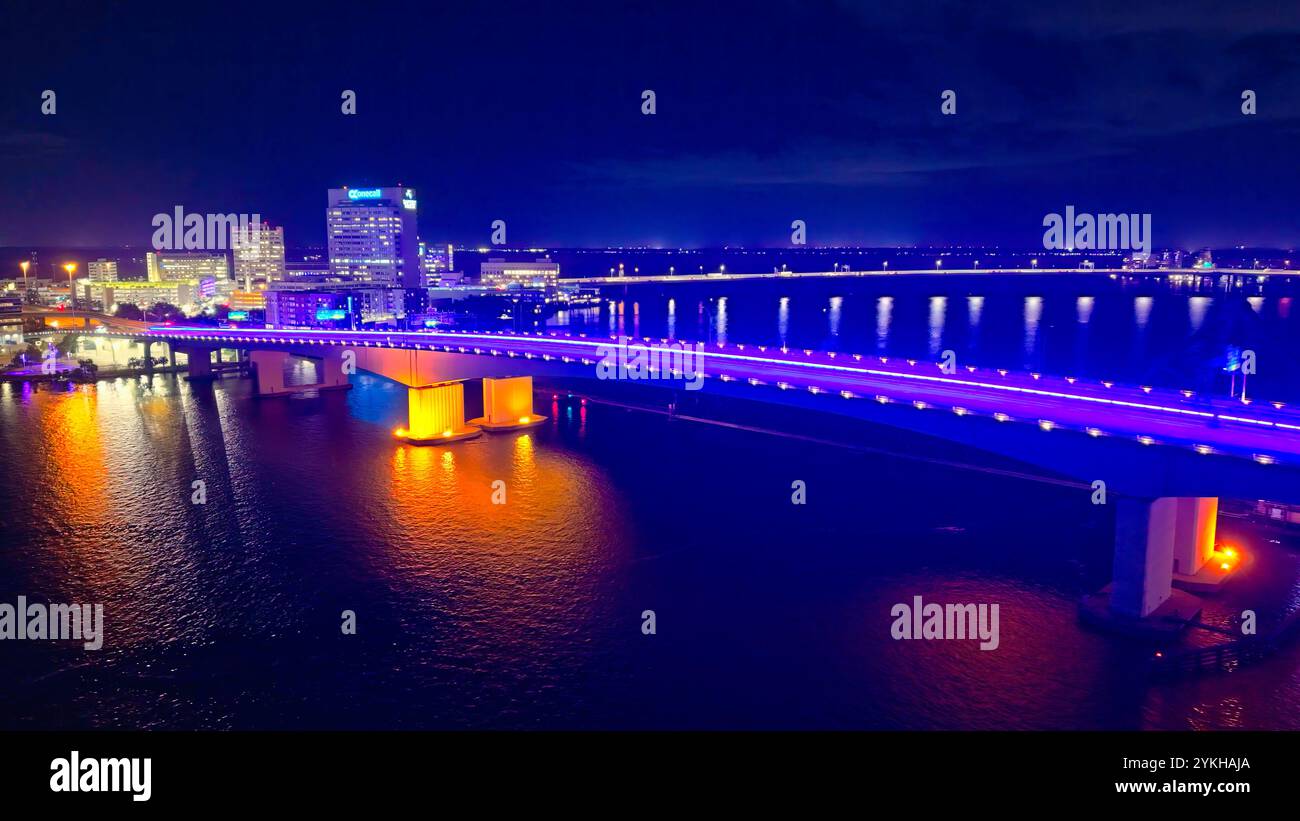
top-left (1083, 496), bottom-right (1230, 635)
top-left (397, 380), bottom-right (481, 444)
top-left (179, 346), bottom-right (216, 381)
top-left (250, 348), bottom-right (352, 397)
top-left (469, 376), bottom-right (547, 432)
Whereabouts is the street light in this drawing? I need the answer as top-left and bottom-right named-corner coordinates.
top-left (63, 262), bottom-right (77, 309)
top-left (19, 261), bottom-right (29, 297)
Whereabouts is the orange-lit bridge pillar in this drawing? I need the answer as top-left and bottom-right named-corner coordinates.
top-left (469, 376), bottom-right (547, 432)
top-left (397, 380), bottom-right (482, 445)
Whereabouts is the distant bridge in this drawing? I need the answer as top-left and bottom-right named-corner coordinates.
top-left (566, 266), bottom-right (1282, 286)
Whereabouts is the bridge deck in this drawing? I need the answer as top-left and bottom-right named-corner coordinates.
top-left (131, 326), bottom-right (1300, 468)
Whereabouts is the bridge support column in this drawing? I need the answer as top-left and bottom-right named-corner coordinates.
top-left (1111, 497), bottom-right (1180, 619)
top-left (1083, 496), bottom-right (1213, 635)
top-left (397, 381), bottom-right (481, 444)
top-left (250, 349), bottom-right (352, 397)
top-left (317, 348), bottom-right (351, 390)
top-left (469, 376), bottom-right (547, 431)
top-left (250, 350), bottom-right (289, 395)
top-left (183, 347), bottom-right (215, 381)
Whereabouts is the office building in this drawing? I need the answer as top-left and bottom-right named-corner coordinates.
top-left (86, 279), bottom-right (216, 312)
top-left (479, 257), bottom-right (560, 291)
top-left (229, 289), bottom-right (267, 312)
top-left (420, 242), bottom-right (454, 284)
top-left (87, 259), bottom-right (118, 282)
top-left (265, 284), bottom-right (404, 329)
top-left (233, 222), bottom-right (286, 287)
top-left (326, 186), bottom-right (421, 287)
top-left (147, 252), bottom-right (230, 283)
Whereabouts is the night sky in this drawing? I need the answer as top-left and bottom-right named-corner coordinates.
top-left (4, 0), bottom-right (1300, 249)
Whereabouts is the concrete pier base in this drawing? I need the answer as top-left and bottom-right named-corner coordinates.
top-left (468, 376), bottom-right (547, 432)
top-left (1080, 585), bottom-right (1203, 637)
top-left (1081, 495), bottom-right (1226, 636)
top-left (397, 381), bottom-right (481, 445)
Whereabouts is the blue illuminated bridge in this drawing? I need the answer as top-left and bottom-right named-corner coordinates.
top-left (130, 326), bottom-right (1299, 470)
top-left (78, 322), bottom-right (1300, 626)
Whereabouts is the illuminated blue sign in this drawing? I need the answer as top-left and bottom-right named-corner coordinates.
top-left (315, 309), bottom-right (348, 321)
top-left (228, 311), bottom-right (249, 320)
top-left (347, 188), bottom-right (383, 200)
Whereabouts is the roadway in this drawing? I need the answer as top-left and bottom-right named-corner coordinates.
top-left (135, 325), bottom-right (1300, 468)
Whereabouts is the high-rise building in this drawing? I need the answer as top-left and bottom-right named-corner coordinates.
top-left (326, 186), bottom-right (421, 287)
top-left (147, 251), bottom-right (230, 283)
top-left (87, 259), bottom-right (118, 282)
top-left (233, 222), bottom-right (286, 288)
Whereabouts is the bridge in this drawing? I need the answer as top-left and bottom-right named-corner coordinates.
top-left (566, 266), bottom-right (1281, 285)
top-left (42, 318), bottom-right (1300, 635)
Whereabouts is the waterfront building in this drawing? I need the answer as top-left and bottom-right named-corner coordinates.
top-left (479, 257), bottom-right (560, 291)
